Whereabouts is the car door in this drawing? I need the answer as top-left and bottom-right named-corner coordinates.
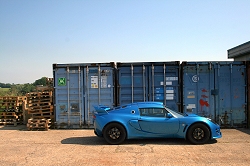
top-left (138, 108), bottom-right (179, 135)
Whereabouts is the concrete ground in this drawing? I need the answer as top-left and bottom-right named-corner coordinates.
top-left (0, 125), bottom-right (250, 166)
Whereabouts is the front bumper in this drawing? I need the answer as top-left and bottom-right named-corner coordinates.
top-left (212, 127), bottom-right (222, 139)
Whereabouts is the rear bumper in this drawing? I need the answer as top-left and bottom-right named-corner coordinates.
top-left (94, 120), bottom-right (103, 137)
top-left (94, 130), bottom-right (103, 137)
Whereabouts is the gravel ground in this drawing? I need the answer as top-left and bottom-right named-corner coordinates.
top-left (0, 125), bottom-right (250, 166)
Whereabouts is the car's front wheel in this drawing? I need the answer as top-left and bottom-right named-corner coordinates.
top-left (103, 123), bottom-right (126, 145)
top-left (187, 123), bottom-right (210, 144)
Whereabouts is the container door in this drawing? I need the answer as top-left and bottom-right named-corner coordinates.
top-left (117, 64), bottom-right (147, 106)
top-left (84, 65), bottom-right (114, 126)
top-left (148, 63), bottom-right (180, 111)
top-left (182, 62), bottom-right (215, 119)
top-left (54, 66), bottom-right (84, 128)
top-left (215, 62), bottom-right (247, 127)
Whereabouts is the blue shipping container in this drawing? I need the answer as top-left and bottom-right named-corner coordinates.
top-left (53, 63), bottom-right (115, 128)
top-left (116, 62), bottom-right (180, 111)
top-left (182, 61), bottom-right (247, 127)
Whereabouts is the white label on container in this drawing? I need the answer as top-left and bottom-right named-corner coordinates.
top-left (91, 76), bottom-right (98, 88)
top-left (160, 81), bottom-right (164, 85)
top-left (166, 81), bottom-right (172, 85)
top-left (188, 91), bottom-right (195, 95)
top-left (187, 104), bottom-right (196, 109)
top-left (192, 75), bottom-right (199, 82)
top-left (101, 76), bottom-right (107, 88)
top-left (166, 90), bottom-right (174, 93)
top-left (166, 77), bottom-right (178, 81)
top-left (166, 94), bottom-right (174, 100)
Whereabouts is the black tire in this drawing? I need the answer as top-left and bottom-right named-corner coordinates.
top-left (103, 123), bottom-right (126, 145)
top-left (187, 123), bottom-right (210, 144)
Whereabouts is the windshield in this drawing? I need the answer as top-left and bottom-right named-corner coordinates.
top-left (165, 107), bottom-right (184, 118)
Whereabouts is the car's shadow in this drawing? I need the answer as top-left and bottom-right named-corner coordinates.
top-left (61, 136), bottom-right (217, 145)
top-left (236, 128), bottom-right (250, 136)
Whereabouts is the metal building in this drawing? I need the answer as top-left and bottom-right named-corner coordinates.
top-left (228, 41), bottom-right (250, 61)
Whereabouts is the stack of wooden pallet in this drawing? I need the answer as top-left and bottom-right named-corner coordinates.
top-left (26, 89), bottom-right (54, 130)
top-left (27, 118), bottom-right (51, 131)
top-left (0, 96), bottom-right (26, 126)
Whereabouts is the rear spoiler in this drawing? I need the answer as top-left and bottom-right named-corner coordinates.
top-left (93, 105), bottom-right (111, 114)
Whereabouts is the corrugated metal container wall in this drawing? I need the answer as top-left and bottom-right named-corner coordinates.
top-left (182, 61), bottom-right (247, 127)
top-left (247, 61), bottom-right (250, 128)
top-left (53, 63), bottom-right (115, 128)
top-left (116, 62), bottom-right (180, 111)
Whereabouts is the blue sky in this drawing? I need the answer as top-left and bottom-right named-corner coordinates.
top-left (0, 0), bottom-right (250, 84)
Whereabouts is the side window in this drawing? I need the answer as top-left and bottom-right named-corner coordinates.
top-left (139, 108), bottom-right (167, 117)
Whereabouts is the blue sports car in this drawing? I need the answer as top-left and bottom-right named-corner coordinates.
top-left (93, 102), bottom-right (222, 145)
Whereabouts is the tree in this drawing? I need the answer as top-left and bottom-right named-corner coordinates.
top-left (0, 83), bottom-right (11, 88)
top-left (33, 77), bottom-right (47, 86)
top-left (20, 83), bottom-right (35, 95)
top-left (0, 77), bottom-right (51, 96)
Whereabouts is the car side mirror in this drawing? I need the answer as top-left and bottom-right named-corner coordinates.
top-left (166, 113), bottom-right (173, 118)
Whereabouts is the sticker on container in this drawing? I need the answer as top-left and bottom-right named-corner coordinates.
top-left (166, 77), bottom-right (178, 81)
top-left (166, 94), bottom-right (174, 100)
top-left (70, 70), bottom-right (76, 73)
top-left (188, 91), bottom-right (195, 95)
top-left (166, 87), bottom-right (174, 93)
top-left (58, 77), bottom-right (66, 86)
top-left (187, 104), bottom-right (196, 109)
top-left (187, 91), bottom-right (195, 98)
top-left (91, 76), bottom-right (98, 88)
top-left (192, 75), bottom-right (199, 82)
top-left (101, 76), bottom-right (107, 88)
top-left (166, 81), bottom-right (172, 85)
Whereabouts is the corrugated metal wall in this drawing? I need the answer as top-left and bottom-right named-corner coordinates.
top-left (116, 62), bottom-right (180, 111)
top-left (247, 61), bottom-right (250, 128)
top-left (53, 63), bottom-right (115, 128)
top-left (53, 61), bottom-right (249, 128)
top-left (181, 61), bottom-right (247, 127)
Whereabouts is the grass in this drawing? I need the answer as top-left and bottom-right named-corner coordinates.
top-left (0, 88), bottom-right (11, 96)
top-left (0, 88), bottom-right (10, 92)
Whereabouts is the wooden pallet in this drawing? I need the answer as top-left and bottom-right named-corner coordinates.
top-left (0, 97), bottom-right (18, 101)
top-left (30, 115), bottom-right (54, 120)
top-left (0, 114), bottom-right (19, 119)
top-left (28, 109), bottom-right (53, 114)
top-left (0, 121), bottom-right (18, 126)
top-left (0, 119), bottom-right (18, 126)
top-left (0, 112), bottom-right (18, 116)
top-left (28, 98), bottom-right (52, 102)
top-left (29, 100), bottom-right (52, 107)
top-left (29, 105), bottom-right (53, 110)
top-left (0, 96), bottom-right (26, 111)
top-left (28, 118), bottom-right (51, 123)
top-left (0, 109), bottom-right (18, 112)
top-left (29, 112), bottom-right (53, 117)
top-left (26, 91), bottom-right (53, 98)
top-left (27, 118), bottom-right (51, 131)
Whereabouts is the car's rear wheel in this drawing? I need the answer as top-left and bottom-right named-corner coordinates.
top-left (103, 123), bottom-right (126, 145)
top-left (187, 123), bottom-right (210, 144)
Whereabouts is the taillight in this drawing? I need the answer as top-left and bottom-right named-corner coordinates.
top-left (93, 115), bottom-right (96, 119)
